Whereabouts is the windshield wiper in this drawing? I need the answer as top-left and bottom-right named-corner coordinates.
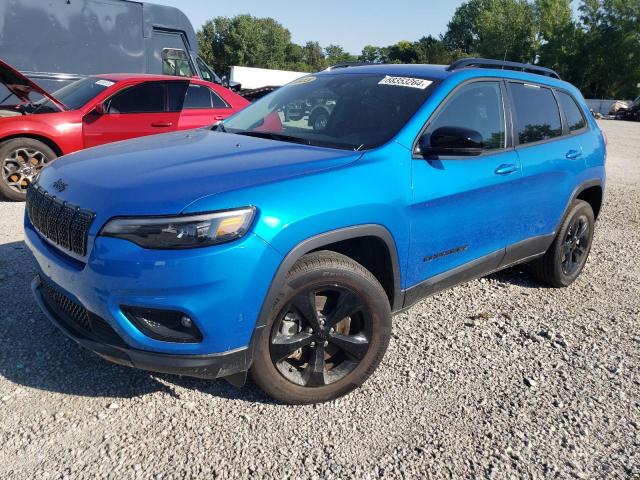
top-left (234, 130), bottom-right (311, 145)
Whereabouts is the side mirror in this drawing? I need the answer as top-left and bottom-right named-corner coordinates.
top-left (94, 103), bottom-right (105, 115)
top-left (418, 126), bottom-right (483, 157)
top-left (222, 75), bottom-right (229, 88)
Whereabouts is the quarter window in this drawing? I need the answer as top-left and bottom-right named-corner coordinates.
top-left (424, 81), bottom-right (506, 151)
top-left (510, 82), bottom-right (562, 144)
top-left (557, 91), bottom-right (586, 132)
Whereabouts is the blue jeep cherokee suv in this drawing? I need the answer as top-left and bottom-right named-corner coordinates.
top-left (25, 59), bottom-right (606, 404)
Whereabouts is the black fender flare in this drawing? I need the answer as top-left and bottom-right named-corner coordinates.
top-left (554, 178), bottom-right (604, 233)
top-left (254, 224), bottom-right (402, 331)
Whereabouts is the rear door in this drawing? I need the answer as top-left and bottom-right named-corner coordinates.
top-left (177, 83), bottom-right (234, 130)
top-left (408, 80), bottom-right (524, 286)
top-left (83, 81), bottom-right (188, 148)
top-left (508, 82), bottom-right (587, 238)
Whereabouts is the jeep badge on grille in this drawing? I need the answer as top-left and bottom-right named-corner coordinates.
top-left (53, 179), bottom-right (67, 192)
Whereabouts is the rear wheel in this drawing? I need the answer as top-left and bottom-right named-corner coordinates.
top-left (250, 251), bottom-right (391, 404)
top-left (0, 138), bottom-right (57, 201)
top-left (531, 200), bottom-right (595, 287)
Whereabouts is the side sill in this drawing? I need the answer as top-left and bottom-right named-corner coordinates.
top-left (399, 233), bottom-right (555, 311)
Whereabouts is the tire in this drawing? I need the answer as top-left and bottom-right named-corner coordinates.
top-left (0, 138), bottom-right (57, 201)
top-left (250, 250), bottom-right (391, 404)
top-left (310, 110), bottom-right (329, 131)
top-left (531, 200), bottom-right (595, 287)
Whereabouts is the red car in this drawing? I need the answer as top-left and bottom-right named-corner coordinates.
top-left (0, 60), bottom-right (249, 200)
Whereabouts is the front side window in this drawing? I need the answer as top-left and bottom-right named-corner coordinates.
top-left (196, 57), bottom-right (222, 84)
top-left (162, 49), bottom-right (194, 78)
top-left (557, 91), bottom-right (586, 132)
top-left (223, 73), bottom-right (437, 150)
top-left (106, 83), bottom-right (162, 113)
top-left (510, 82), bottom-right (562, 144)
top-left (423, 81), bottom-right (506, 151)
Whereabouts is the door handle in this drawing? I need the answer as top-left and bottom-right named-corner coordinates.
top-left (150, 122), bottom-right (173, 127)
top-left (494, 164), bottom-right (518, 175)
top-left (566, 149), bottom-right (582, 159)
top-left (214, 115), bottom-right (224, 121)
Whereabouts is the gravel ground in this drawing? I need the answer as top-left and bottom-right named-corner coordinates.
top-left (0, 120), bottom-right (638, 479)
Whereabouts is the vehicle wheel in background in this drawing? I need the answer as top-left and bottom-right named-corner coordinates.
top-left (531, 200), bottom-right (595, 287)
top-left (250, 251), bottom-right (391, 404)
top-left (0, 138), bottom-right (57, 201)
top-left (310, 109), bottom-right (330, 131)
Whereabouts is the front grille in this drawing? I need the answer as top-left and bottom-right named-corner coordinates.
top-left (40, 276), bottom-right (93, 333)
top-left (26, 184), bottom-right (95, 256)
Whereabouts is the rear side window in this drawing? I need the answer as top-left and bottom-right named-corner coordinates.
top-left (557, 91), bottom-right (586, 132)
top-left (510, 82), bottom-right (562, 144)
top-left (425, 81), bottom-right (506, 151)
top-left (184, 84), bottom-right (229, 109)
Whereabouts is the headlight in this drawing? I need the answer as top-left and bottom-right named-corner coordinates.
top-left (100, 207), bottom-right (255, 249)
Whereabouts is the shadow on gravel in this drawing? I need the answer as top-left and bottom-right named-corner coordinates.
top-left (486, 265), bottom-right (544, 289)
top-left (0, 240), bottom-right (272, 404)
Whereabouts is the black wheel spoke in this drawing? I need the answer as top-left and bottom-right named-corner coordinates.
top-left (271, 332), bottom-right (313, 361)
top-left (291, 291), bottom-right (320, 329)
top-left (329, 332), bottom-right (369, 360)
top-left (325, 289), bottom-right (362, 328)
top-left (303, 343), bottom-right (326, 387)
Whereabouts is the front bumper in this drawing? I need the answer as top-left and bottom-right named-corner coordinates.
top-left (24, 213), bottom-right (282, 355)
top-left (31, 276), bottom-right (252, 379)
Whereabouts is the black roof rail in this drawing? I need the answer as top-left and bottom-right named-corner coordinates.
top-left (324, 61), bottom-right (381, 71)
top-left (447, 58), bottom-right (560, 80)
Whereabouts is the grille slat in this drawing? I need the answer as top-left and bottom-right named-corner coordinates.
top-left (26, 185), bottom-right (94, 256)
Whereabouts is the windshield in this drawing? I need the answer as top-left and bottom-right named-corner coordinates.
top-left (33, 77), bottom-right (115, 112)
top-left (223, 73), bottom-right (437, 150)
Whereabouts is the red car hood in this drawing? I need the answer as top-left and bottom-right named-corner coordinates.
top-left (0, 58), bottom-right (66, 110)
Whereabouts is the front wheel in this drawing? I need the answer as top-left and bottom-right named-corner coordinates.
top-left (0, 138), bottom-right (57, 201)
top-left (531, 199), bottom-right (595, 287)
top-left (250, 251), bottom-right (391, 404)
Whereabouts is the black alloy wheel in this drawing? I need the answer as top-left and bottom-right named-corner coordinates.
top-left (270, 286), bottom-right (371, 387)
top-left (531, 199), bottom-right (595, 287)
top-left (250, 251), bottom-right (391, 404)
top-left (561, 214), bottom-right (590, 275)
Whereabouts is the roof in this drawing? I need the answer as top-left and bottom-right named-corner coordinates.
top-left (92, 73), bottom-right (197, 82)
top-left (318, 63), bottom-right (451, 80)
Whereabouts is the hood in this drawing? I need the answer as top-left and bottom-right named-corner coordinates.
top-left (0, 59), bottom-right (66, 109)
top-left (37, 129), bottom-right (362, 217)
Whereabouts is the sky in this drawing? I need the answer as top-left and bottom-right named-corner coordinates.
top-left (149, 0), bottom-right (467, 54)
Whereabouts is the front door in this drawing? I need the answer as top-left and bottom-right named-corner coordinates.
top-left (83, 81), bottom-right (187, 148)
top-left (408, 80), bottom-right (524, 288)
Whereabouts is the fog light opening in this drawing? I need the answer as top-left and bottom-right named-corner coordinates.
top-left (122, 306), bottom-right (203, 343)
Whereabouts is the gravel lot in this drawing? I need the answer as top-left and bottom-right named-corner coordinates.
top-left (0, 120), bottom-right (638, 479)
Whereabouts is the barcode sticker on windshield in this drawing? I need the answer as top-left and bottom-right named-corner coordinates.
top-left (378, 76), bottom-right (433, 89)
top-left (95, 80), bottom-right (114, 87)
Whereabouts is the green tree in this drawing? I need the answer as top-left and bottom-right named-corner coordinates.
top-left (197, 15), bottom-right (292, 74)
top-left (359, 45), bottom-right (387, 63)
top-left (325, 44), bottom-right (357, 65)
top-left (303, 41), bottom-right (326, 71)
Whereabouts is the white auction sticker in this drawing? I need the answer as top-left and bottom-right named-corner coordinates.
top-left (378, 76), bottom-right (433, 89)
top-left (95, 79), bottom-right (115, 87)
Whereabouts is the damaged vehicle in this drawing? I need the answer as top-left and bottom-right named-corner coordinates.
top-left (614, 96), bottom-right (640, 122)
top-left (0, 60), bottom-right (248, 200)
